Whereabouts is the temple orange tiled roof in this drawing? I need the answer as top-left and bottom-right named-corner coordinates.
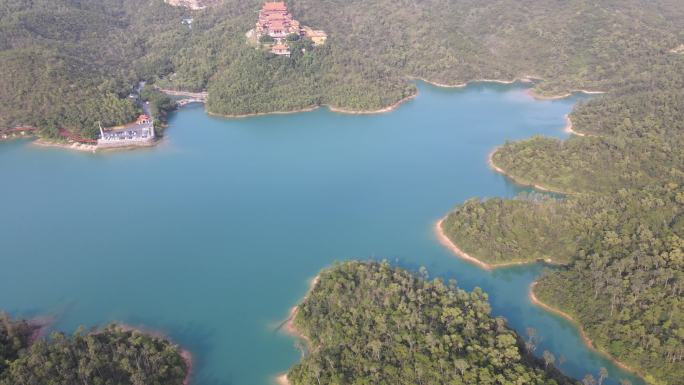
top-left (263, 2), bottom-right (287, 11)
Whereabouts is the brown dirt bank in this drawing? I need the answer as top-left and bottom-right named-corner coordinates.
top-left (413, 75), bottom-right (538, 89)
top-left (487, 148), bottom-right (573, 195)
top-left (275, 275), bottom-right (321, 385)
top-left (528, 282), bottom-right (642, 378)
top-left (33, 138), bottom-right (97, 153)
top-left (527, 89), bottom-right (605, 101)
top-left (435, 218), bottom-right (557, 269)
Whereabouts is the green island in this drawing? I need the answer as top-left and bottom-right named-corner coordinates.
top-left (284, 261), bottom-right (576, 385)
top-left (0, 313), bottom-right (189, 385)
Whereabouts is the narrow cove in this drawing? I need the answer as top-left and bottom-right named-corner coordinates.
top-left (0, 82), bottom-right (643, 385)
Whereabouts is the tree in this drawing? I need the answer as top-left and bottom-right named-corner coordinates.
top-left (582, 374), bottom-right (596, 385)
top-left (543, 351), bottom-right (555, 369)
top-left (598, 367), bottom-right (608, 385)
top-left (259, 34), bottom-right (275, 44)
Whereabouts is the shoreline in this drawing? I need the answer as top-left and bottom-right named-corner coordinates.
top-left (275, 373), bottom-right (290, 385)
top-left (527, 88), bottom-right (605, 101)
top-left (487, 148), bottom-right (571, 195)
top-left (274, 275), bottom-right (321, 385)
top-left (10, 76), bottom-right (605, 155)
top-left (32, 138), bottom-right (160, 153)
top-left (563, 114), bottom-right (585, 137)
top-left (326, 93), bottom-right (417, 115)
top-left (207, 105), bottom-right (320, 119)
top-left (205, 93), bottom-right (418, 119)
top-left (177, 75), bottom-right (570, 120)
top-left (434, 218), bottom-right (554, 269)
top-left (528, 282), bottom-right (641, 377)
top-left (112, 324), bottom-right (193, 385)
top-left (435, 217), bottom-right (643, 380)
top-left (27, 315), bottom-right (54, 345)
top-left (413, 75), bottom-right (538, 89)
top-left (32, 138), bottom-right (98, 153)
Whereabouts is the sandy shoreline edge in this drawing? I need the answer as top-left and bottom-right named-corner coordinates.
top-left (528, 282), bottom-right (640, 376)
top-left (435, 216), bottom-right (643, 380)
top-left (487, 148), bottom-right (571, 195)
top-left (563, 114), bottom-right (585, 137)
top-left (434, 218), bottom-right (553, 270)
top-left (204, 94), bottom-right (418, 119)
top-left (175, 75), bottom-right (600, 120)
top-left (274, 275), bottom-right (321, 385)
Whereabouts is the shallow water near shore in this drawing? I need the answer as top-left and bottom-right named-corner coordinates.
top-left (0, 82), bottom-right (643, 385)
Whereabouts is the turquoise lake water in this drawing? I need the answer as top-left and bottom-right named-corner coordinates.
top-left (0, 82), bottom-right (644, 385)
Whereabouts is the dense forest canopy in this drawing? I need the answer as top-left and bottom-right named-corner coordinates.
top-left (1, 0), bottom-right (683, 136)
top-left (424, 3), bottom-right (684, 384)
top-left (442, 185), bottom-right (683, 366)
top-left (1, 1), bottom-right (683, 384)
top-left (288, 261), bottom-right (578, 385)
top-left (442, 174), bottom-right (684, 384)
top-left (0, 315), bottom-right (188, 385)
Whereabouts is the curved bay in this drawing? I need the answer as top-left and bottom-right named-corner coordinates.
top-left (0, 82), bottom-right (642, 385)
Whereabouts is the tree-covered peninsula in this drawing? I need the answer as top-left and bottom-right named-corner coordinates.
top-left (441, 185), bottom-right (683, 384)
top-left (427, 3), bottom-right (683, 385)
top-left (286, 261), bottom-right (577, 385)
top-left (0, 313), bottom-right (189, 385)
top-left (449, 31), bottom-right (684, 381)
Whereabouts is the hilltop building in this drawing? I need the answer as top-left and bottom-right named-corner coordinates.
top-left (302, 26), bottom-right (327, 45)
top-left (254, 2), bottom-right (327, 56)
top-left (256, 2), bottom-right (300, 40)
top-left (271, 44), bottom-right (291, 57)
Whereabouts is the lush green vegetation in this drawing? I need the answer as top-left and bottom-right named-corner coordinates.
top-left (491, 70), bottom-right (684, 195)
top-left (0, 0), bottom-right (188, 138)
top-left (140, 85), bottom-right (177, 135)
top-left (2, 0), bottom-right (683, 135)
top-left (441, 193), bottom-right (582, 266)
top-left (2, 0), bottom-right (683, 383)
top-left (0, 313), bottom-right (36, 373)
top-left (0, 315), bottom-right (188, 385)
top-left (288, 261), bottom-right (577, 385)
top-left (422, 4), bottom-right (684, 385)
top-left (442, 185), bottom-right (684, 384)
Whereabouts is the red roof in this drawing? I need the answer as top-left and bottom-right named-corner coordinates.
top-left (266, 13), bottom-right (288, 21)
top-left (137, 114), bottom-right (150, 122)
top-left (263, 2), bottom-right (287, 11)
top-left (269, 20), bottom-right (286, 29)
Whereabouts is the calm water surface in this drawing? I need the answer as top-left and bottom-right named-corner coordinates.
top-left (0, 82), bottom-right (643, 385)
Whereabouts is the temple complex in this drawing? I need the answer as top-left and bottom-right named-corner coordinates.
top-left (256, 2), bottom-right (300, 40)
top-left (254, 2), bottom-right (327, 56)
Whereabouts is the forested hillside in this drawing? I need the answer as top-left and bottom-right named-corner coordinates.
top-left (428, 4), bottom-right (684, 384)
top-left (491, 66), bottom-right (684, 194)
top-left (0, 0), bottom-right (188, 137)
top-left (442, 171), bottom-right (684, 383)
top-left (0, 315), bottom-right (188, 385)
top-left (287, 261), bottom-right (577, 385)
top-left (442, 186), bottom-right (683, 383)
top-left (2, 0), bottom-right (683, 135)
